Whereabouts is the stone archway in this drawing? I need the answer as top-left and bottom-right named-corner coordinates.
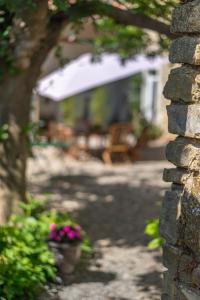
top-left (161, 1), bottom-right (200, 298)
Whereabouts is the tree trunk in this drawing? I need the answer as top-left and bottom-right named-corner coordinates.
top-left (0, 67), bottom-right (41, 221)
top-left (0, 75), bottom-right (31, 221)
top-left (0, 3), bottom-right (65, 223)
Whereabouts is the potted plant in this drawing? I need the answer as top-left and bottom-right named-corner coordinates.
top-left (48, 223), bottom-right (82, 279)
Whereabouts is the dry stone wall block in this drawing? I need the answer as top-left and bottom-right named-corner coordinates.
top-left (171, 0), bottom-right (200, 33)
top-left (170, 36), bottom-right (200, 65)
top-left (179, 186), bottom-right (200, 259)
top-left (161, 295), bottom-right (170, 300)
top-left (160, 190), bottom-right (182, 244)
top-left (163, 65), bottom-right (200, 103)
top-left (163, 168), bottom-right (191, 184)
top-left (163, 243), bottom-right (181, 276)
top-left (167, 104), bottom-right (200, 138)
top-left (162, 271), bottom-right (188, 300)
top-left (192, 265), bottom-right (200, 287)
top-left (179, 284), bottom-right (200, 300)
top-left (182, 200), bottom-right (200, 259)
top-left (163, 243), bottom-right (193, 283)
top-left (171, 183), bottom-right (184, 192)
top-left (166, 137), bottom-right (200, 170)
top-left (162, 271), bottom-right (176, 300)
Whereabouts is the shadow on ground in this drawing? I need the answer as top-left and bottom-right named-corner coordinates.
top-left (41, 170), bottom-right (165, 248)
top-left (135, 270), bottom-right (162, 296)
top-left (30, 159), bottom-right (169, 299)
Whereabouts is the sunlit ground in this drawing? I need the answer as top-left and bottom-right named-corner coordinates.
top-left (28, 146), bottom-right (171, 300)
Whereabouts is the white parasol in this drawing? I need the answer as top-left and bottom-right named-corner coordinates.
top-left (37, 53), bottom-right (168, 101)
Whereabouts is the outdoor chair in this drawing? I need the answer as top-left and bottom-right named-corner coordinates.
top-left (47, 122), bottom-right (74, 144)
top-left (102, 122), bottom-right (137, 164)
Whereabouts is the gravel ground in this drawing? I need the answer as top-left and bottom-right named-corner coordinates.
top-left (28, 147), bottom-right (171, 300)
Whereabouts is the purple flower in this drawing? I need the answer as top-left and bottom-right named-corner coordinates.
top-left (49, 223), bottom-right (82, 243)
top-left (75, 231), bottom-right (81, 239)
top-left (63, 225), bottom-right (71, 233)
top-left (59, 230), bottom-right (65, 236)
top-left (75, 225), bottom-right (81, 232)
top-left (50, 223), bottom-right (57, 230)
top-left (68, 231), bottom-right (76, 239)
top-left (49, 231), bottom-right (57, 240)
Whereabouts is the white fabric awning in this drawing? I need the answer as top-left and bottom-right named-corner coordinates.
top-left (37, 53), bottom-right (168, 101)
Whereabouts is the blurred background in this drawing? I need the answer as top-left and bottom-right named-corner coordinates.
top-left (0, 1), bottom-right (178, 299)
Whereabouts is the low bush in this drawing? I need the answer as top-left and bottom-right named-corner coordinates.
top-left (0, 215), bottom-right (56, 299)
top-left (0, 195), bottom-right (91, 300)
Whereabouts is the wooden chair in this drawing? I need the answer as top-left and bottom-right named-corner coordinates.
top-left (102, 122), bottom-right (137, 164)
top-left (47, 122), bottom-right (74, 144)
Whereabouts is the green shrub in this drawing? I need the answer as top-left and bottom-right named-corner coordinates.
top-left (0, 216), bottom-right (56, 300)
top-left (145, 218), bottom-right (164, 249)
top-left (0, 195), bottom-right (92, 300)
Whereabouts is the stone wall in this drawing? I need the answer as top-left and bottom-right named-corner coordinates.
top-left (161, 1), bottom-right (200, 299)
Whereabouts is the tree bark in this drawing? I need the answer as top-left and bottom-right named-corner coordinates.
top-left (0, 2), bottom-right (65, 223)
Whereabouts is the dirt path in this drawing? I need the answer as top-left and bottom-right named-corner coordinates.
top-left (28, 147), bottom-right (171, 300)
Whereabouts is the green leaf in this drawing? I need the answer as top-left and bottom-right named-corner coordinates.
top-left (148, 238), bottom-right (164, 250)
top-left (145, 218), bottom-right (160, 237)
top-left (53, 0), bottom-right (69, 11)
top-left (145, 218), bottom-right (164, 249)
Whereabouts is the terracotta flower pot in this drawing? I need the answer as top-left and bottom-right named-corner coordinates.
top-left (49, 241), bottom-right (81, 278)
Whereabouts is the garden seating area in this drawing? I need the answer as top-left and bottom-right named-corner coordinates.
top-left (38, 121), bottom-right (153, 164)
